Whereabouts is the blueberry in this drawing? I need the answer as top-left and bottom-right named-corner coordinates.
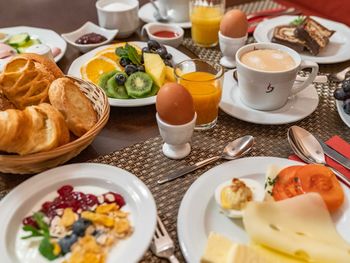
top-left (164, 59), bottom-right (173, 67)
top-left (125, 64), bottom-right (138, 76)
top-left (115, 74), bottom-right (127, 85)
top-left (137, 65), bottom-right (145, 72)
top-left (342, 79), bottom-right (350, 92)
top-left (344, 99), bottom-right (350, 114)
top-left (334, 88), bottom-right (349, 100)
top-left (165, 53), bottom-right (172, 60)
top-left (59, 234), bottom-right (78, 255)
top-left (147, 40), bottom-right (161, 51)
top-left (156, 46), bottom-right (168, 59)
top-left (120, 57), bottom-right (131, 67)
top-left (72, 218), bottom-right (92, 237)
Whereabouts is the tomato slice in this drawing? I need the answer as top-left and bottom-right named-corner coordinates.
top-left (272, 166), bottom-right (304, 201)
top-left (296, 164), bottom-right (344, 212)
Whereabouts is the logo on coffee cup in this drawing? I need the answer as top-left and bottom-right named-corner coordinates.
top-left (266, 83), bottom-right (274, 93)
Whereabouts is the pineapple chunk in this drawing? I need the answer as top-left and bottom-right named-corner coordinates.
top-left (165, 66), bottom-right (176, 82)
top-left (144, 53), bottom-right (166, 87)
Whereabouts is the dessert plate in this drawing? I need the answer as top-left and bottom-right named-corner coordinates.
top-left (0, 26), bottom-right (67, 62)
top-left (0, 163), bottom-right (157, 263)
top-left (254, 15), bottom-right (350, 64)
top-left (68, 41), bottom-right (190, 107)
top-left (219, 70), bottom-right (319, 125)
top-left (138, 1), bottom-right (191, 29)
top-left (177, 157), bottom-right (350, 263)
top-left (336, 99), bottom-right (350, 128)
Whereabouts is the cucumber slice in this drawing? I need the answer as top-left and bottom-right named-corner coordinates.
top-left (98, 70), bottom-right (118, 91)
top-left (125, 72), bottom-right (153, 98)
top-left (16, 39), bottom-right (41, 53)
top-left (7, 33), bottom-right (30, 47)
top-left (146, 84), bottom-right (159, 97)
top-left (106, 75), bottom-right (129, 99)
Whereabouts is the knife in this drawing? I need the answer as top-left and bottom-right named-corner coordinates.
top-left (318, 140), bottom-right (350, 170)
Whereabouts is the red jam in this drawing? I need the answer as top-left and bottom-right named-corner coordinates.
top-left (152, 30), bottom-right (178, 38)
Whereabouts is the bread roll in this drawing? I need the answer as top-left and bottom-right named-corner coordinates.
top-left (49, 77), bottom-right (97, 137)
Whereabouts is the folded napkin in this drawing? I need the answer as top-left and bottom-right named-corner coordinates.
top-left (289, 135), bottom-right (350, 180)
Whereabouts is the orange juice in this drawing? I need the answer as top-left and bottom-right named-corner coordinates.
top-left (179, 72), bottom-right (222, 125)
top-left (190, 5), bottom-right (223, 47)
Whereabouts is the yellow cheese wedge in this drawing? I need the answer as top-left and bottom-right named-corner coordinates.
top-left (201, 232), bottom-right (236, 263)
top-left (243, 193), bottom-right (350, 263)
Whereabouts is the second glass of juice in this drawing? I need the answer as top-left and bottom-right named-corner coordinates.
top-left (190, 0), bottom-right (225, 47)
top-left (175, 59), bottom-right (224, 130)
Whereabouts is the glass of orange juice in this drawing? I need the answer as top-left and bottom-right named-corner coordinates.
top-left (175, 59), bottom-right (224, 130)
top-left (190, 0), bottom-right (225, 47)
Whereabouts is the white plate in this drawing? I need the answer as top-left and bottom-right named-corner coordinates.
top-left (0, 26), bottom-right (67, 62)
top-left (177, 156), bottom-right (350, 263)
top-left (0, 163), bottom-right (157, 263)
top-left (336, 99), bottom-right (350, 128)
top-left (138, 2), bottom-right (192, 29)
top-left (219, 70), bottom-right (319, 125)
top-left (254, 16), bottom-right (350, 64)
top-left (68, 41), bottom-right (190, 107)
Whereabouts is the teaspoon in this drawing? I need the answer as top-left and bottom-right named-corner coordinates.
top-left (157, 135), bottom-right (255, 184)
top-left (287, 126), bottom-right (350, 187)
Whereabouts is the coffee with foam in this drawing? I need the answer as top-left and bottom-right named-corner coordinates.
top-left (240, 49), bottom-right (295, 72)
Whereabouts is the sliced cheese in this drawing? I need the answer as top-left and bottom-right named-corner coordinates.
top-left (243, 193), bottom-right (350, 263)
top-left (253, 244), bottom-right (306, 263)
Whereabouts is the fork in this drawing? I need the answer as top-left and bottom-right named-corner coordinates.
top-left (150, 216), bottom-right (179, 263)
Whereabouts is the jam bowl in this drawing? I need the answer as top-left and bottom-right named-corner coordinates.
top-left (142, 22), bottom-right (184, 48)
top-left (61, 21), bottom-right (118, 53)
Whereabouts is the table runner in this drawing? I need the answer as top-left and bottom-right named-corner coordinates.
top-left (1, 0), bottom-right (350, 262)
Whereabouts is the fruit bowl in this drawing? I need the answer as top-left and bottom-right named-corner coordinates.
top-left (0, 76), bottom-right (110, 174)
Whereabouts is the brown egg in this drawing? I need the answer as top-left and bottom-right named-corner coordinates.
top-left (220, 9), bottom-right (248, 38)
top-left (156, 83), bottom-right (195, 125)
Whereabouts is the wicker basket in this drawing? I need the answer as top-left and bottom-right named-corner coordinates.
top-left (0, 76), bottom-right (110, 174)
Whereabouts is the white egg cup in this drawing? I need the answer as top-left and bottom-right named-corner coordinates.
top-left (156, 113), bottom-right (197, 160)
top-left (219, 31), bottom-right (247, 68)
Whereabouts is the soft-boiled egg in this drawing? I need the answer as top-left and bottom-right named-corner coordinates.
top-left (220, 9), bottom-right (248, 38)
top-left (156, 82), bottom-right (195, 125)
top-left (214, 178), bottom-right (264, 218)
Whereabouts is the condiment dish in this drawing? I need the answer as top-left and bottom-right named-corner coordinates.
top-left (142, 22), bottom-right (184, 48)
top-left (61, 21), bottom-right (118, 53)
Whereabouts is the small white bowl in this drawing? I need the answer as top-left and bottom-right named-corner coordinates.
top-left (61, 21), bottom-right (118, 53)
top-left (142, 22), bottom-right (184, 48)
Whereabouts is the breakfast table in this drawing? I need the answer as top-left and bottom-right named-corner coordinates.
top-left (1, 0), bottom-right (350, 262)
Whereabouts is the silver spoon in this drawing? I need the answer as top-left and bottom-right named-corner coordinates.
top-left (157, 135), bottom-right (255, 184)
top-left (150, 0), bottom-right (169, 23)
top-left (287, 126), bottom-right (350, 187)
top-left (329, 66), bottom-right (350, 82)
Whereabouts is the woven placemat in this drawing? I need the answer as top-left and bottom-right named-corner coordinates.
top-left (1, 0), bottom-right (350, 262)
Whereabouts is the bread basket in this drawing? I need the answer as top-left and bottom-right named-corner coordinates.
top-left (0, 76), bottom-right (110, 174)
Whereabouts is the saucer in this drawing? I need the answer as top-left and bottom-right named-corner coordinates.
top-left (219, 70), bottom-right (319, 125)
top-left (138, 2), bottom-right (191, 29)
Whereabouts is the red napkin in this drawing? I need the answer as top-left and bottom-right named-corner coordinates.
top-left (289, 136), bottom-right (350, 180)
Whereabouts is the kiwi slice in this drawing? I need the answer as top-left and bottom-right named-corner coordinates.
top-left (125, 72), bottom-right (153, 98)
top-left (98, 70), bottom-right (117, 91)
top-left (146, 84), bottom-right (159, 97)
top-left (106, 74), bottom-right (129, 99)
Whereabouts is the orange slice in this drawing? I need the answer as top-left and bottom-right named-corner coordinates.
top-left (80, 57), bottom-right (121, 85)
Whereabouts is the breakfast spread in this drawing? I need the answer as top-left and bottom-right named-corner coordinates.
top-left (334, 79), bottom-right (350, 114)
top-left (81, 40), bottom-right (175, 100)
top-left (0, 54), bottom-right (98, 155)
top-left (75, 33), bottom-right (107, 45)
top-left (272, 16), bottom-right (335, 55)
top-left (19, 185), bottom-right (132, 262)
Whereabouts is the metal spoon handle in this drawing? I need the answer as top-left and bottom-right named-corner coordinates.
top-left (157, 156), bottom-right (221, 184)
top-left (325, 164), bottom-right (350, 188)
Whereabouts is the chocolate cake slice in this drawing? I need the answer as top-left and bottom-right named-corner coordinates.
top-left (272, 25), bottom-right (306, 52)
top-left (295, 17), bottom-right (335, 55)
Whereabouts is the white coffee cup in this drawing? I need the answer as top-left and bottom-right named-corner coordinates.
top-left (158, 0), bottom-right (190, 23)
top-left (219, 31), bottom-right (247, 68)
top-left (234, 42), bottom-right (319, 111)
top-left (96, 0), bottom-right (139, 38)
